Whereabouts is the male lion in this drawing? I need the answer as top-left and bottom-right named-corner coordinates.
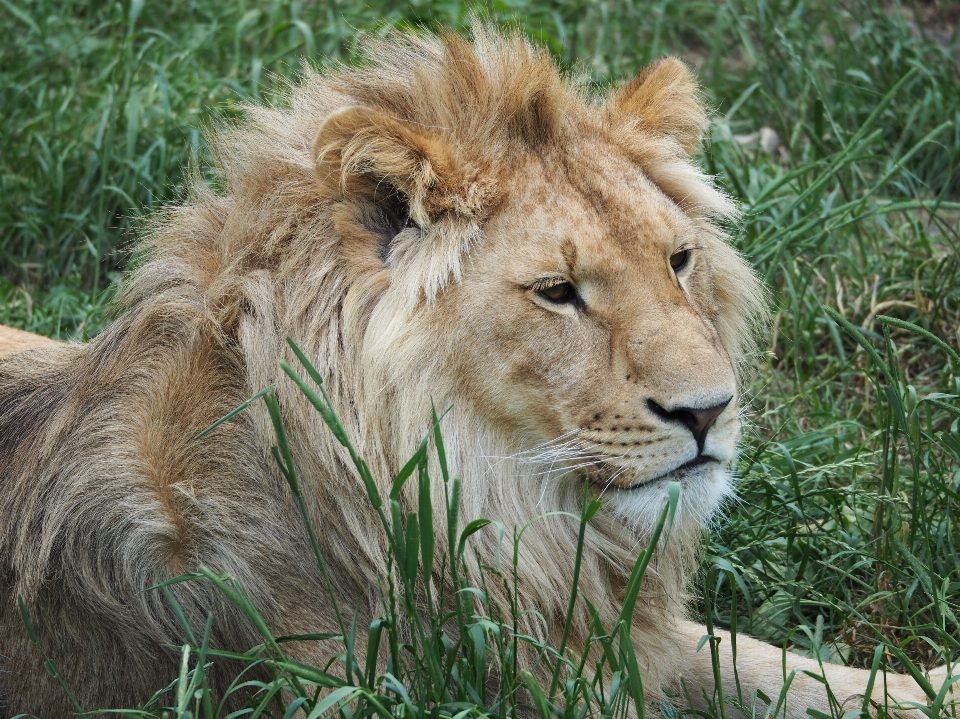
top-left (0, 26), bottom-right (949, 719)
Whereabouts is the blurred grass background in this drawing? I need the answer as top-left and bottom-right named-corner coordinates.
top-left (1, 0), bottom-right (958, 691)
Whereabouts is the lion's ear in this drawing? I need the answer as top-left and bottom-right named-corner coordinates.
top-left (313, 106), bottom-right (454, 228)
top-left (608, 57), bottom-right (706, 155)
top-left (607, 59), bottom-right (735, 219)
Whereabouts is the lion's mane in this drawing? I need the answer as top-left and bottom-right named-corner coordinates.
top-left (0, 26), bottom-right (766, 716)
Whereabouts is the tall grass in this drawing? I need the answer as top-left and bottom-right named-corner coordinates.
top-left (17, 333), bottom-right (958, 717)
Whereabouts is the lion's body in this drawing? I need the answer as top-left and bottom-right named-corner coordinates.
top-left (0, 27), bottom-right (943, 719)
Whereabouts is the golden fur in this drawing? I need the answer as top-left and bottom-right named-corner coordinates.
top-left (0, 26), bottom-right (946, 718)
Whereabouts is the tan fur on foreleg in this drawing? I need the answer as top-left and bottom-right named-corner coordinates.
top-left (675, 620), bottom-right (939, 719)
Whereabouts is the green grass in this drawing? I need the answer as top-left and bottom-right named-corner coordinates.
top-left (2, 0), bottom-right (959, 716)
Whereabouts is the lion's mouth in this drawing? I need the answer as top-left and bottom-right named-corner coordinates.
top-left (583, 454), bottom-right (720, 491)
top-left (673, 454), bottom-right (717, 472)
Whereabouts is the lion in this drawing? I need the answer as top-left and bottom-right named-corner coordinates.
top-left (0, 25), bottom-right (950, 719)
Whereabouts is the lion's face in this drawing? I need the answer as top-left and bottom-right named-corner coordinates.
top-left (314, 43), bottom-right (765, 527)
top-left (439, 140), bottom-right (739, 498)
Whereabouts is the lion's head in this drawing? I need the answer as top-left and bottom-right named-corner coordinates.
top-left (294, 28), bottom-right (767, 532)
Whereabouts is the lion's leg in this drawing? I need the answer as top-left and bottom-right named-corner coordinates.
top-left (674, 620), bottom-right (933, 719)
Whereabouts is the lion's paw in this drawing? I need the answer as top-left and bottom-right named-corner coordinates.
top-left (927, 663), bottom-right (958, 713)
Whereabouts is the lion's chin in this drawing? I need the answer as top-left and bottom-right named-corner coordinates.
top-left (586, 459), bottom-right (734, 536)
top-left (584, 455), bottom-right (721, 492)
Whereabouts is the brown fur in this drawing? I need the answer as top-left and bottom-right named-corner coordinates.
top-left (0, 26), bottom-right (944, 719)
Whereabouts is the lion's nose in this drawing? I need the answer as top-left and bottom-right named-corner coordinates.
top-left (647, 397), bottom-right (732, 451)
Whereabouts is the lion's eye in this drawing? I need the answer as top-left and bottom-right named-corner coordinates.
top-left (539, 282), bottom-right (577, 304)
top-left (670, 249), bottom-right (690, 273)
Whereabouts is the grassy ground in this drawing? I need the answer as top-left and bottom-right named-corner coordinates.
top-left (2, 0), bottom-right (959, 715)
